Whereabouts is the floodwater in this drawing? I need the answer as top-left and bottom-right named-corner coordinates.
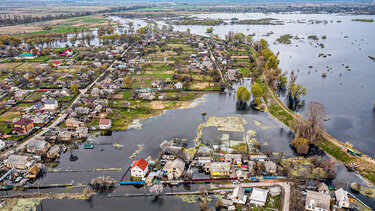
top-left (26, 79), bottom-right (375, 209)
top-left (159, 12), bottom-right (375, 158)
top-left (13, 13), bottom-right (375, 209)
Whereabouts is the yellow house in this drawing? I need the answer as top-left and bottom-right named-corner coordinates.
top-left (210, 162), bottom-right (231, 176)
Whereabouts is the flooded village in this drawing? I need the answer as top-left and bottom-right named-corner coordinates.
top-left (0, 3), bottom-right (375, 211)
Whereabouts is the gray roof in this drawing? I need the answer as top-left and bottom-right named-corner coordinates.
top-left (44, 99), bottom-right (58, 104)
top-left (210, 162), bottom-right (230, 172)
top-left (250, 188), bottom-right (268, 203)
top-left (6, 155), bottom-right (29, 166)
top-left (164, 159), bottom-right (185, 172)
top-left (232, 186), bottom-right (245, 200)
top-left (48, 145), bottom-right (60, 154)
top-left (27, 140), bottom-right (47, 151)
top-left (306, 190), bottom-right (331, 210)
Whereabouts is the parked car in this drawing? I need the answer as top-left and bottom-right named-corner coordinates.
top-left (252, 178), bottom-right (260, 182)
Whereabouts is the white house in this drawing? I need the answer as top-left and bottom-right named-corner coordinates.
top-left (0, 140), bottom-right (6, 151)
top-left (230, 187), bottom-right (247, 204)
top-left (335, 188), bottom-right (350, 208)
top-left (175, 82), bottom-right (183, 89)
top-left (131, 158), bottom-right (149, 178)
top-left (43, 99), bottom-right (59, 110)
top-left (305, 190), bottom-right (330, 211)
top-left (250, 188), bottom-right (268, 207)
top-left (99, 119), bottom-right (112, 130)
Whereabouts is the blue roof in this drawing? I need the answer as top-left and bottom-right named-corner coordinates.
top-left (44, 99), bottom-right (58, 104)
top-left (17, 54), bottom-right (34, 57)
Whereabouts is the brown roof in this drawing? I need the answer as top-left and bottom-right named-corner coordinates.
top-left (14, 118), bottom-right (33, 126)
top-left (99, 119), bottom-right (110, 126)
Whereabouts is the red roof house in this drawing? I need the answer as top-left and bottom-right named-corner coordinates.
top-left (131, 158), bottom-right (149, 178)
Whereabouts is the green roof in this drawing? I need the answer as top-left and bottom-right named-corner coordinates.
top-left (17, 54), bottom-right (34, 57)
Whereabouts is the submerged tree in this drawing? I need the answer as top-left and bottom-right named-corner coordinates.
top-left (287, 71), bottom-right (306, 110)
top-left (149, 183), bottom-right (163, 198)
top-left (236, 86), bottom-right (251, 109)
top-left (251, 82), bottom-right (263, 107)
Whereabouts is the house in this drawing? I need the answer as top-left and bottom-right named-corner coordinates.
top-left (25, 163), bottom-right (42, 178)
top-left (305, 190), bottom-right (331, 211)
top-left (26, 140), bottom-right (50, 154)
top-left (17, 54), bottom-right (36, 59)
top-left (210, 162), bottom-right (231, 176)
top-left (269, 186), bottom-right (281, 197)
top-left (249, 154), bottom-right (268, 161)
top-left (43, 99), bottom-right (58, 110)
top-left (225, 154), bottom-right (242, 166)
top-left (163, 158), bottom-right (185, 180)
top-left (5, 155), bottom-right (30, 169)
top-left (151, 80), bottom-right (162, 88)
top-left (65, 118), bottom-right (84, 128)
top-left (175, 82), bottom-right (183, 89)
top-left (250, 188), bottom-right (268, 207)
top-left (99, 119), bottom-right (112, 129)
top-left (230, 187), bottom-right (247, 204)
top-left (335, 188), bottom-right (350, 208)
top-left (58, 131), bottom-right (72, 141)
top-left (264, 161), bottom-right (277, 174)
top-left (0, 139), bottom-right (6, 151)
top-left (62, 48), bottom-right (73, 56)
top-left (236, 169), bottom-right (246, 180)
top-left (91, 88), bottom-right (100, 96)
top-left (131, 158), bottom-right (149, 178)
top-left (47, 145), bottom-right (61, 158)
top-left (197, 157), bottom-right (211, 166)
top-left (13, 118), bottom-right (34, 134)
top-left (76, 127), bottom-right (89, 138)
top-left (317, 182), bottom-right (330, 195)
top-left (32, 113), bottom-right (49, 125)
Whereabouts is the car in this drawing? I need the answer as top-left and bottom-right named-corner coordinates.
top-left (252, 179), bottom-right (260, 182)
top-left (15, 177), bottom-right (22, 183)
top-left (232, 180), bottom-right (240, 184)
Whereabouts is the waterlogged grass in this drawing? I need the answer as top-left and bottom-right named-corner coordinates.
top-left (316, 141), bottom-right (354, 163)
top-left (268, 104), bottom-right (293, 127)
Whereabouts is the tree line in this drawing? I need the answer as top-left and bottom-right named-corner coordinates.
top-left (0, 12), bottom-right (92, 27)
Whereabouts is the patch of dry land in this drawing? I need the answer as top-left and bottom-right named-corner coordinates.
top-left (0, 14), bottom-right (111, 35)
top-left (203, 116), bottom-right (247, 132)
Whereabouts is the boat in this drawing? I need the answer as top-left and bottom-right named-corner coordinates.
top-left (84, 144), bottom-right (94, 149)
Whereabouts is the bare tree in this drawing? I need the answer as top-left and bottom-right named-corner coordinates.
top-left (305, 102), bottom-right (325, 142)
top-left (160, 140), bottom-right (171, 152)
top-left (149, 183), bottom-right (163, 198)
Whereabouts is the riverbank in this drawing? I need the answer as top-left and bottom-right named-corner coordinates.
top-left (260, 76), bottom-right (375, 185)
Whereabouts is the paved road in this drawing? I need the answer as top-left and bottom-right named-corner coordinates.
top-left (0, 46), bottom-right (131, 160)
top-left (218, 181), bottom-right (291, 211)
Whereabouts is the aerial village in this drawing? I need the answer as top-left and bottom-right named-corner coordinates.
top-left (0, 27), bottom-right (371, 210)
